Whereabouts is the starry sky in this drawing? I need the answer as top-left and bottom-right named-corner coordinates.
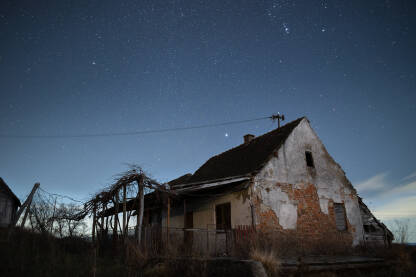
top-left (1, 1), bottom-right (415, 227)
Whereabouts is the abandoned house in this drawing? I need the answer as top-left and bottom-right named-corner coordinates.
top-left (161, 117), bottom-right (393, 246)
top-left (100, 117), bottom-right (393, 248)
top-left (0, 178), bottom-right (21, 228)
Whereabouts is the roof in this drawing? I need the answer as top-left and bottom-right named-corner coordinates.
top-left (168, 173), bottom-right (193, 189)
top-left (184, 117), bottom-right (305, 185)
top-left (358, 197), bottom-right (394, 239)
top-left (0, 178), bottom-right (22, 206)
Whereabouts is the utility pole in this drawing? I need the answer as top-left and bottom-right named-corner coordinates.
top-left (271, 113), bottom-right (285, 128)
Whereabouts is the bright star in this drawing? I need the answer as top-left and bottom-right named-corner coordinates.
top-left (225, 133), bottom-right (229, 137)
top-left (282, 23), bottom-right (290, 34)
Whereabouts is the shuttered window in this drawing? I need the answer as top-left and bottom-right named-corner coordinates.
top-left (334, 203), bottom-right (347, 231)
top-left (216, 203), bottom-right (231, 230)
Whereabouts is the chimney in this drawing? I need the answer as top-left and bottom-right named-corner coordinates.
top-left (244, 134), bottom-right (255, 144)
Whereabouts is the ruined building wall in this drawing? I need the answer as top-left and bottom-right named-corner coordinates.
top-left (253, 118), bottom-right (364, 245)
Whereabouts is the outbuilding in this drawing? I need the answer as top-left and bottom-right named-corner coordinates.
top-left (0, 178), bottom-right (21, 228)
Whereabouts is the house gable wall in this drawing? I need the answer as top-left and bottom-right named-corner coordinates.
top-left (253, 118), bottom-right (364, 245)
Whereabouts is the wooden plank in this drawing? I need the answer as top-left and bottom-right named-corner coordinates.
top-left (122, 184), bottom-right (126, 238)
top-left (334, 203), bottom-right (347, 231)
top-left (14, 182), bottom-right (39, 227)
top-left (92, 204), bottom-right (96, 243)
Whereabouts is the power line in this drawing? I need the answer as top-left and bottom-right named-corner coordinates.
top-left (38, 187), bottom-right (84, 203)
top-left (0, 115), bottom-right (271, 139)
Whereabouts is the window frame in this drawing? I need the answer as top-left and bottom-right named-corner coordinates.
top-left (215, 202), bottom-right (231, 230)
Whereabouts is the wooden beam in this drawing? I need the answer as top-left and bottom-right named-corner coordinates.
top-left (174, 177), bottom-right (249, 192)
top-left (167, 195), bottom-right (170, 246)
top-left (100, 204), bottom-right (105, 238)
top-left (183, 198), bottom-right (186, 228)
top-left (113, 193), bottom-right (119, 240)
top-left (122, 184), bottom-right (127, 238)
top-left (92, 204), bottom-right (97, 243)
top-left (14, 182), bottom-right (40, 227)
top-left (137, 176), bottom-right (144, 244)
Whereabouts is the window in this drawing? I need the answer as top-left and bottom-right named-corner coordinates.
top-left (216, 202), bottom-right (231, 230)
top-left (363, 224), bottom-right (377, 233)
top-left (334, 203), bottom-right (347, 231)
top-left (305, 151), bottom-right (315, 168)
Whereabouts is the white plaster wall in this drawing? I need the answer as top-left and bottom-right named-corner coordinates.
top-left (254, 118), bottom-right (364, 245)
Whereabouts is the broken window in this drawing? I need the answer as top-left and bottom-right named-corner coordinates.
top-left (334, 203), bottom-right (347, 231)
top-left (305, 151), bottom-right (315, 168)
top-left (216, 202), bottom-right (231, 230)
top-left (364, 224), bottom-right (377, 233)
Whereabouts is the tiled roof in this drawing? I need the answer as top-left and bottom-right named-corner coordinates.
top-left (168, 173), bottom-right (193, 188)
top-left (184, 117), bottom-right (305, 185)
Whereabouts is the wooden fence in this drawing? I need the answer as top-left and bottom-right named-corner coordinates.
top-left (109, 224), bottom-right (257, 257)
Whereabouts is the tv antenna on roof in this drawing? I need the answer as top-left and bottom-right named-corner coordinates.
top-left (271, 113), bottom-right (285, 128)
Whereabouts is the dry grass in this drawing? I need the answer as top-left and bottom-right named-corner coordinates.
top-left (232, 227), bottom-right (355, 258)
top-left (250, 248), bottom-right (281, 277)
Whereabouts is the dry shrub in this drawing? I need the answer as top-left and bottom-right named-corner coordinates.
top-left (250, 248), bottom-right (281, 277)
top-left (233, 227), bottom-right (355, 259)
top-left (143, 262), bottom-right (168, 277)
top-left (387, 244), bottom-right (415, 276)
top-left (125, 239), bottom-right (149, 273)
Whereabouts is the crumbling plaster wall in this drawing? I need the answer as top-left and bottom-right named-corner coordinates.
top-left (253, 118), bottom-right (364, 245)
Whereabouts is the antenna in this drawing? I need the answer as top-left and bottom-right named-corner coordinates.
top-left (271, 113), bottom-right (285, 128)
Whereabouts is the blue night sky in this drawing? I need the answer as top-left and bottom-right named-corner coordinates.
top-left (1, 1), bottom-right (415, 224)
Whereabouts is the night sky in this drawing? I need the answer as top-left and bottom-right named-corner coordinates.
top-left (1, 1), bottom-right (415, 225)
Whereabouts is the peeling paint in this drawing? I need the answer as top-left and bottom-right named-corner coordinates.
top-left (160, 118), bottom-right (366, 246)
top-left (319, 199), bottom-right (329, 214)
top-left (254, 118), bottom-right (364, 245)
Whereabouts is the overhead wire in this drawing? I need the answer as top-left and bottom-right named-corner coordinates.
top-left (38, 187), bottom-right (84, 203)
top-left (0, 115), bottom-right (271, 139)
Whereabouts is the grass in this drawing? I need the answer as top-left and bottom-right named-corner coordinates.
top-left (1, 227), bottom-right (415, 277)
top-left (250, 248), bottom-right (280, 277)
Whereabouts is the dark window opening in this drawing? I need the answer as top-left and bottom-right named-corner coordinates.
top-left (216, 202), bottom-right (231, 230)
top-left (184, 211), bottom-right (193, 247)
top-left (334, 203), bottom-right (347, 231)
top-left (305, 151), bottom-right (315, 168)
top-left (364, 224), bottom-right (377, 233)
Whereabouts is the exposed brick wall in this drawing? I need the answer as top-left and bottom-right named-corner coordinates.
top-left (256, 182), bottom-right (353, 244)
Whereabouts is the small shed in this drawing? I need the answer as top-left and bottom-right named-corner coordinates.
top-left (0, 178), bottom-right (21, 228)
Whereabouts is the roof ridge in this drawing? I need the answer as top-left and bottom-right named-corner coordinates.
top-left (185, 116), bottom-right (306, 184)
top-left (205, 116), bottom-right (306, 161)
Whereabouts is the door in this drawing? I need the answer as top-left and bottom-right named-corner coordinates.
top-left (184, 211), bottom-right (193, 250)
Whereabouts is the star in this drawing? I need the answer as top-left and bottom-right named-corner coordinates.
top-left (91, 61), bottom-right (96, 65)
top-left (225, 133), bottom-right (229, 138)
top-left (282, 23), bottom-right (290, 34)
